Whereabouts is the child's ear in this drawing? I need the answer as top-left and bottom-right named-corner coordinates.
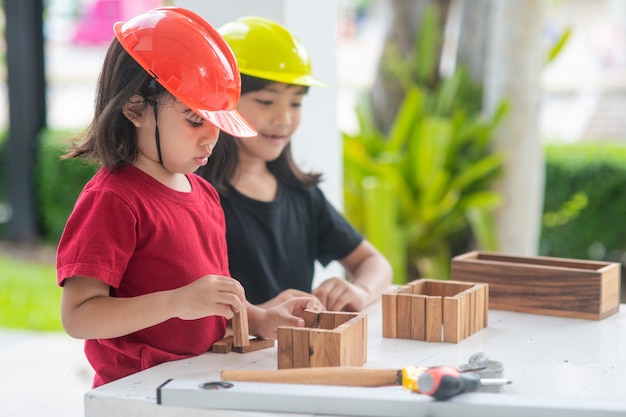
top-left (123, 94), bottom-right (145, 127)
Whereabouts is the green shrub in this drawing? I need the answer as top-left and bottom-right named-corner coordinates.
top-left (37, 128), bottom-right (97, 243)
top-left (0, 254), bottom-right (62, 331)
top-left (540, 142), bottom-right (626, 264)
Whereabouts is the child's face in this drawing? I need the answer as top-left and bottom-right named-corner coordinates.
top-left (133, 98), bottom-right (220, 175)
top-left (235, 82), bottom-right (306, 162)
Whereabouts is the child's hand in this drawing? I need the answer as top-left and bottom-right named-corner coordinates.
top-left (312, 277), bottom-right (370, 312)
top-left (249, 297), bottom-right (324, 340)
top-left (258, 289), bottom-right (323, 310)
top-left (174, 275), bottom-right (245, 320)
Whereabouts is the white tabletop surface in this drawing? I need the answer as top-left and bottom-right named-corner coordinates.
top-left (85, 301), bottom-right (626, 417)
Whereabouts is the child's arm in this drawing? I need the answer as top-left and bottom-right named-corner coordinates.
top-left (246, 297), bottom-right (323, 340)
top-left (61, 274), bottom-right (245, 339)
top-left (312, 240), bottom-right (393, 312)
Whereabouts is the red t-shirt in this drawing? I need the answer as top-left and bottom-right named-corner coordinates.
top-left (57, 166), bottom-right (229, 387)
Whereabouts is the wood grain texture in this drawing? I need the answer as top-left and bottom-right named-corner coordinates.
top-left (233, 338), bottom-right (275, 353)
top-left (277, 311), bottom-right (367, 369)
top-left (452, 251), bottom-right (621, 320)
top-left (381, 278), bottom-right (488, 343)
top-left (232, 303), bottom-right (250, 347)
top-left (210, 335), bottom-right (233, 354)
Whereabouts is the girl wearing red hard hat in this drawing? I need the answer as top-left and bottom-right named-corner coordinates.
top-left (197, 16), bottom-right (392, 313)
top-left (56, 7), bottom-right (322, 388)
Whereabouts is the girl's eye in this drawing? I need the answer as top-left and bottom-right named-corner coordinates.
top-left (292, 102), bottom-right (303, 108)
top-left (255, 99), bottom-right (273, 106)
top-left (188, 119), bottom-right (204, 128)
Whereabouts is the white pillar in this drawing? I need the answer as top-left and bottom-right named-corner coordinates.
top-left (484, 0), bottom-right (545, 256)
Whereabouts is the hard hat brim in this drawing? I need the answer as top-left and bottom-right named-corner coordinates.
top-left (240, 69), bottom-right (328, 88)
top-left (202, 108), bottom-right (257, 138)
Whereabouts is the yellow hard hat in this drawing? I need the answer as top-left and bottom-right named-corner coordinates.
top-left (219, 16), bottom-right (326, 87)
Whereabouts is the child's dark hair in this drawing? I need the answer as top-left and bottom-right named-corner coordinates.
top-left (63, 38), bottom-right (168, 171)
top-left (197, 74), bottom-right (322, 194)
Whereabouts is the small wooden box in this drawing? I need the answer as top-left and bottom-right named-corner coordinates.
top-left (451, 251), bottom-right (621, 320)
top-left (382, 278), bottom-right (488, 343)
top-left (277, 310), bottom-right (367, 369)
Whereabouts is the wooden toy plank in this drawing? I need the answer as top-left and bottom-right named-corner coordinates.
top-left (443, 297), bottom-right (461, 343)
top-left (397, 284), bottom-right (413, 294)
top-left (409, 280), bottom-right (425, 294)
top-left (233, 338), bottom-right (275, 353)
top-left (319, 312), bottom-right (337, 330)
top-left (277, 327), bottom-right (293, 369)
top-left (293, 328), bottom-right (311, 368)
top-left (410, 295), bottom-right (426, 341)
top-left (382, 292), bottom-right (397, 338)
top-left (484, 283), bottom-right (489, 326)
top-left (336, 323), bottom-right (352, 367)
top-left (232, 303), bottom-right (250, 347)
top-left (211, 335), bottom-right (233, 354)
top-left (476, 284), bottom-right (486, 330)
top-left (333, 312), bottom-right (358, 327)
top-left (310, 329), bottom-right (341, 367)
top-left (425, 296), bottom-right (442, 342)
top-left (396, 293), bottom-right (413, 339)
top-left (358, 315), bottom-right (367, 365)
top-left (302, 309), bottom-right (320, 328)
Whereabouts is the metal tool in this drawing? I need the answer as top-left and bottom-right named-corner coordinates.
top-left (221, 353), bottom-right (511, 400)
top-left (414, 365), bottom-right (511, 400)
top-left (220, 365), bottom-right (511, 398)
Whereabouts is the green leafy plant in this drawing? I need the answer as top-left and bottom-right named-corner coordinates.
top-left (343, 6), bottom-right (506, 283)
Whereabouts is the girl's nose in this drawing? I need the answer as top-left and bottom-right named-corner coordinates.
top-left (200, 123), bottom-right (220, 147)
top-left (272, 106), bottom-right (292, 126)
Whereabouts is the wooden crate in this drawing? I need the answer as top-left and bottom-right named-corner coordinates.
top-left (451, 251), bottom-right (621, 320)
top-left (382, 278), bottom-right (488, 343)
top-left (277, 310), bottom-right (367, 369)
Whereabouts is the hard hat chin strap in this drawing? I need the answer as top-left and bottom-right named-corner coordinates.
top-left (147, 78), bottom-right (163, 165)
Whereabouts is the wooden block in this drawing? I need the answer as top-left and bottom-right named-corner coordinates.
top-left (382, 292), bottom-right (397, 338)
top-left (232, 303), bottom-right (250, 347)
top-left (277, 311), bottom-right (367, 369)
top-left (452, 251), bottom-right (621, 320)
top-left (277, 327), bottom-right (293, 369)
top-left (425, 296), bottom-right (442, 342)
top-left (382, 278), bottom-right (488, 343)
top-left (211, 335), bottom-right (233, 354)
top-left (232, 337), bottom-right (275, 353)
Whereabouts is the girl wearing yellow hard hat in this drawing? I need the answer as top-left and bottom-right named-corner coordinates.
top-left (56, 8), bottom-right (322, 388)
top-left (197, 16), bottom-right (392, 312)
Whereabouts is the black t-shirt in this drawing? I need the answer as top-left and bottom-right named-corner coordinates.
top-left (219, 182), bottom-right (363, 304)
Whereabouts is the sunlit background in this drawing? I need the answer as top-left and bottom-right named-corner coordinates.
top-left (1, 1), bottom-right (626, 416)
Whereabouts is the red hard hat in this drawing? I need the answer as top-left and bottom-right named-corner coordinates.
top-left (114, 7), bottom-right (256, 137)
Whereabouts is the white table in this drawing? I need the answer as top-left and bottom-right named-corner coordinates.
top-left (85, 302), bottom-right (626, 417)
